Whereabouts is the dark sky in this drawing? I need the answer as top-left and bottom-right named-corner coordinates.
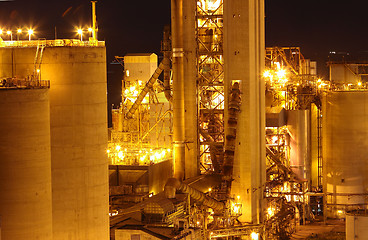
top-left (1, 0), bottom-right (367, 109)
top-left (1, 0), bottom-right (367, 74)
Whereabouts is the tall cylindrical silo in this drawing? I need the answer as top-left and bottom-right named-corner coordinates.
top-left (0, 88), bottom-right (52, 240)
top-left (323, 91), bottom-right (368, 217)
top-left (0, 45), bottom-right (109, 240)
top-left (43, 47), bottom-right (109, 240)
top-left (223, 0), bottom-right (265, 223)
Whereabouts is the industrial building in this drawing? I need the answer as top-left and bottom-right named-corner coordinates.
top-left (108, 1), bottom-right (368, 240)
top-left (0, 0), bottom-right (367, 240)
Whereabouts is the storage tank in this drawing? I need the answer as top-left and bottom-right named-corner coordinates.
top-left (346, 210), bottom-right (368, 240)
top-left (287, 110), bottom-right (311, 183)
top-left (0, 87), bottom-right (52, 240)
top-left (322, 91), bottom-right (368, 217)
top-left (0, 44), bottom-right (109, 240)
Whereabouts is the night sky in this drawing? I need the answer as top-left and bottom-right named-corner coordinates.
top-left (0, 0), bottom-right (367, 110)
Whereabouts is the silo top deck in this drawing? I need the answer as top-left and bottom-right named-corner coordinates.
top-left (0, 39), bottom-right (105, 48)
top-left (0, 78), bottom-right (50, 90)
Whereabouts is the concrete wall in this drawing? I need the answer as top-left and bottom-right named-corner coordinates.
top-left (223, 0), bottom-right (265, 223)
top-left (346, 212), bottom-right (368, 240)
top-left (0, 46), bottom-right (109, 240)
top-left (0, 88), bottom-right (52, 240)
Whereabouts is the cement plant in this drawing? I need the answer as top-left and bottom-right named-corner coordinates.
top-left (0, 0), bottom-right (366, 240)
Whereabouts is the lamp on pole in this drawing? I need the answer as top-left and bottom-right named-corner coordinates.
top-left (17, 29), bottom-right (22, 41)
top-left (28, 29), bottom-right (34, 41)
top-left (6, 30), bottom-right (12, 41)
top-left (77, 29), bottom-right (83, 41)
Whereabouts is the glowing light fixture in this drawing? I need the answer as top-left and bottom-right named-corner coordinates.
top-left (267, 207), bottom-right (275, 217)
top-left (28, 29), bottom-right (34, 41)
top-left (358, 81), bottom-right (362, 86)
top-left (6, 30), bottom-right (12, 41)
top-left (77, 29), bottom-right (83, 41)
top-left (0, 29), bottom-right (2, 35)
top-left (251, 232), bottom-right (259, 240)
top-left (276, 69), bottom-right (286, 79)
top-left (263, 70), bottom-right (271, 78)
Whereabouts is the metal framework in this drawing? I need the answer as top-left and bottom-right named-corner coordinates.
top-left (196, 0), bottom-right (224, 173)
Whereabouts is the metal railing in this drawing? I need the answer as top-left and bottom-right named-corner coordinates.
top-left (0, 38), bottom-right (105, 48)
top-left (0, 78), bottom-right (50, 89)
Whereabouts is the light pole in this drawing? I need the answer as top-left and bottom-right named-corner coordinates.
top-left (88, 27), bottom-right (93, 39)
top-left (77, 29), bottom-right (83, 41)
top-left (28, 29), bottom-right (33, 41)
top-left (17, 29), bottom-right (22, 41)
top-left (6, 30), bottom-right (12, 41)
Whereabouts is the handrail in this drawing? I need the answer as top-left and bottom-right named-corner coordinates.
top-left (0, 38), bottom-right (105, 48)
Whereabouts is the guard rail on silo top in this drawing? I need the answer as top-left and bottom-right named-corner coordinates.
top-left (0, 39), bottom-right (105, 48)
top-left (0, 77), bottom-right (50, 89)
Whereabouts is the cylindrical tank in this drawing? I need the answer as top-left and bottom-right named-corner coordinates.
top-left (287, 110), bottom-right (311, 183)
top-left (346, 210), bottom-right (368, 240)
top-left (323, 91), bottom-right (368, 217)
top-left (0, 46), bottom-right (109, 240)
top-left (0, 88), bottom-right (52, 240)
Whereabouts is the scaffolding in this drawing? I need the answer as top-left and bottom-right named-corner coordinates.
top-left (196, 0), bottom-right (224, 173)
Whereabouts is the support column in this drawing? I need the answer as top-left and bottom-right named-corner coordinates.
top-left (223, 0), bottom-right (265, 223)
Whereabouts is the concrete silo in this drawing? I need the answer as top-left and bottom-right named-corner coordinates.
top-left (323, 91), bottom-right (368, 217)
top-left (0, 86), bottom-right (52, 240)
top-left (0, 42), bottom-right (109, 240)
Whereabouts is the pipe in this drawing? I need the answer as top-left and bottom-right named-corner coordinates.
top-left (164, 178), bottom-right (224, 211)
top-left (222, 82), bottom-right (241, 180)
top-left (171, 0), bottom-right (185, 180)
top-left (125, 61), bottom-right (165, 119)
top-left (162, 25), bottom-right (173, 102)
top-left (91, 1), bottom-right (97, 41)
top-left (138, 110), bottom-right (173, 143)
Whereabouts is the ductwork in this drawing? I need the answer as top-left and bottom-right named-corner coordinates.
top-left (125, 61), bottom-right (165, 119)
top-left (164, 178), bottom-right (224, 211)
top-left (162, 25), bottom-right (173, 102)
top-left (223, 82), bottom-right (241, 180)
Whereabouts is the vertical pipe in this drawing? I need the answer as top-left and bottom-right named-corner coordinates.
top-left (91, 1), bottom-right (97, 41)
top-left (171, 0), bottom-right (185, 180)
top-left (183, 0), bottom-right (198, 179)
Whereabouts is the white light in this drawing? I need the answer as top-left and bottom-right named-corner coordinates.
top-left (251, 232), bottom-right (259, 240)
